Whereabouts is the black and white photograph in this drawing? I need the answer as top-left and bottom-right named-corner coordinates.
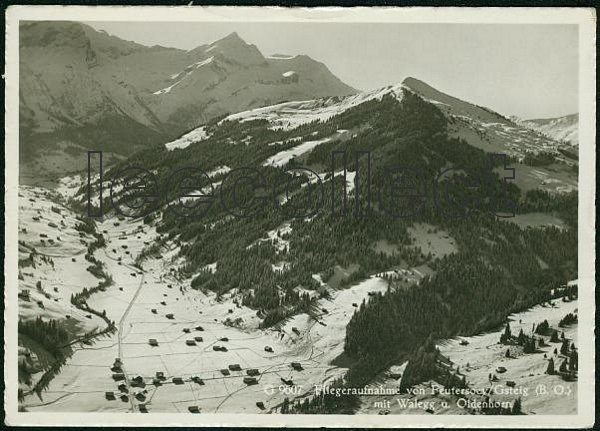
top-left (4, 6), bottom-right (595, 428)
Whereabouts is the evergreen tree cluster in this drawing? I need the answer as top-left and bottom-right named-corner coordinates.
top-left (18, 317), bottom-right (70, 356)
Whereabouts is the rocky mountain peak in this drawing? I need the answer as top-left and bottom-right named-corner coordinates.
top-left (19, 21), bottom-right (357, 164)
top-left (402, 76), bottom-right (510, 124)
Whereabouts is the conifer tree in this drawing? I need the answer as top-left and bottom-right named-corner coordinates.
top-left (569, 349), bottom-right (578, 371)
top-left (559, 360), bottom-right (568, 373)
top-left (511, 397), bottom-right (522, 415)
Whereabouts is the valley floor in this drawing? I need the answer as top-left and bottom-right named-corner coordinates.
top-left (17, 183), bottom-right (578, 415)
top-left (18, 184), bottom-right (387, 413)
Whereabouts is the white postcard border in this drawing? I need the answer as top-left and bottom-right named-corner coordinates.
top-left (4, 5), bottom-right (596, 428)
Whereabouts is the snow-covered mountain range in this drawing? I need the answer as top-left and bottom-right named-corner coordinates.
top-left (163, 76), bottom-right (577, 166)
top-left (19, 21), bottom-right (355, 161)
top-left (516, 114), bottom-right (578, 146)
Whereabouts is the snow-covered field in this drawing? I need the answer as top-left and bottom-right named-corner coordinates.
top-left (357, 298), bottom-right (578, 415)
top-left (19, 187), bottom-right (107, 334)
top-left (436, 299), bottom-right (578, 415)
top-left (19, 185), bottom-right (391, 413)
top-left (263, 137), bottom-right (331, 167)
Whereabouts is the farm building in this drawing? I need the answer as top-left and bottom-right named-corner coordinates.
top-left (256, 401), bottom-right (265, 410)
top-left (131, 376), bottom-right (145, 388)
top-left (228, 364), bottom-right (242, 371)
top-left (183, 328), bottom-right (191, 333)
top-left (220, 369), bottom-right (230, 376)
top-left (166, 313), bottom-right (174, 319)
top-left (172, 377), bottom-right (184, 385)
top-left (264, 346), bottom-right (273, 353)
top-left (291, 362), bottom-right (303, 371)
top-left (151, 309), bottom-right (157, 314)
top-left (138, 404), bottom-right (148, 413)
top-left (105, 391), bottom-right (115, 400)
top-left (135, 393), bottom-right (146, 402)
top-left (156, 371), bottom-right (165, 380)
top-left (220, 337), bottom-right (229, 342)
top-left (246, 369), bottom-right (260, 376)
top-left (148, 339), bottom-right (159, 346)
top-left (186, 340), bottom-right (197, 346)
top-left (195, 326), bottom-right (204, 331)
top-left (112, 373), bottom-right (125, 381)
top-left (194, 336), bottom-right (203, 342)
top-left (243, 377), bottom-right (258, 385)
top-left (192, 376), bottom-right (204, 385)
top-left (188, 406), bottom-right (200, 414)
top-left (117, 384), bottom-right (128, 393)
top-left (497, 366), bottom-right (507, 373)
top-left (120, 394), bottom-right (129, 402)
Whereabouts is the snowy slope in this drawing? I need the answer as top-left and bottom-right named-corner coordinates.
top-left (19, 185), bottom-right (401, 414)
top-left (223, 83), bottom-right (404, 131)
top-left (517, 114), bottom-right (578, 146)
top-left (164, 126), bottom-right (211, 151)
top-left (402, 77), bottom-right (566, 158)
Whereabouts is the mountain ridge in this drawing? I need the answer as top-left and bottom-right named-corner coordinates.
top-left (516, 113), bottom-right (578, 146)
top-left (19, 21), bottom-right (356, 166)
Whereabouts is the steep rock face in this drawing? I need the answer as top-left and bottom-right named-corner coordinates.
top-left (145, 35), bottom-right (356, 131)
top-left (19, 22), bottom-right (356, 161)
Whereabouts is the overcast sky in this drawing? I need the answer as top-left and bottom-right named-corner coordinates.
top-left (88, 21), bottom-right (578, 119)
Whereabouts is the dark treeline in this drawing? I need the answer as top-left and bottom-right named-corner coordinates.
top-left (18, 318), bottom-right (70, 357)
